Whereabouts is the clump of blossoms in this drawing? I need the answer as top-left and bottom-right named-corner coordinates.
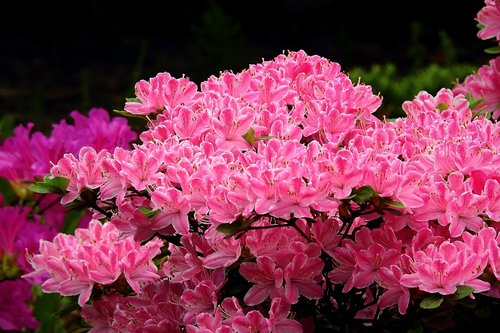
top-left (0, 108), bottom-right (137, 331)
top-left (27, 49), bottom-right (500, 332)
top-left (454, 0), bottom-right (500, 119)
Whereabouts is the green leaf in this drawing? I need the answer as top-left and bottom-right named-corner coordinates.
top-left (384, 208), bottom-right (404, 216)
top-left (385, 200), bottom-right (405, 209)
top-left (33, 291), bottom-right (68, 333)
top-left (0, 114), bottom-right (15, 139)
top-left (28, 183), bottom-right (61, 194)
top-left (61, 210), bottom-right (86, 234)
top-left (420, 296), bottom-right (444, 309)
top-left (125, 97), bottom-right (141, 103)
top-left (0, 178), bottom-right (17, 204)
top-left (216, 216), bottom-right (252, 236)
top-left (242, 127), bottom-right (255, 146)
top-left (113, 109), bottom-right (149, 120)
top-left (352, 185), bottom-right (376, 203)
top-left (138, 206), bottom-right (160, 218)
top-left (44, 176), bottom-right (70, 192)
top-left (451, 285), bottom-right (474, 300)
top-left (485, 46), bottom-right (500, 54)
top-left (466, 94), bottom-right (485, 110)
top-left (435, 102), bottom-right (448, 111)
top-left (28, 176), bottom-right (69, 195)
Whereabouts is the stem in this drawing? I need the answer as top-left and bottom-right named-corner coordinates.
top-left (91, 203), bottom-right (112, 219)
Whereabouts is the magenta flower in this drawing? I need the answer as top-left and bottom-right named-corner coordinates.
top-left (0, 279), bottom-right (38, 331)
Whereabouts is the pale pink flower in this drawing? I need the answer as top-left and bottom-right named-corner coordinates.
top-left (25, 220), bottom-right (162, 306)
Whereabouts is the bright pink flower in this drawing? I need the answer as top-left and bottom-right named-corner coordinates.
top-left (268, 298), bottom-right (303, 333)
top-left (150, 186), bottom-right (191, 234)
top-left (239, 256), bottom-right (284, 306)
top-left (270, 177), bottom-right (316, 219)
top-left (125, 72), bottom-right (200, 115)
top-left (378, 265), bottom-right (411, 315)
top-left (203, 227), bottom-right (242, 269)
top-left (454, 57), bottom-right (500, 120)
top-left (283, 253), bottom-right (324, 304)
top-left (400, 234), bottom-right (492, 296)
top-left (477, 0), bottom-right (500, 43)
top-left (352, 244), bottom-right (401, 289)
top-left (180, 280), bottom-right (219, 324)
top-left (120, 148), bottom-right (161, 192)
top-left (484, 178), bottom-right (500, 221)
top-left (232, 310), bottom-right (271, 333)
top-left (186, 310), bottom-right (233, 333)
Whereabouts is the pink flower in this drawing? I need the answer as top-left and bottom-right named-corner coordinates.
top-left (81, 293), bottom-right (125, 333)
top-left (352, 244), bottom-right (401, 289)
top-left (283, 253), bottom-right (324, 304)
top-left (270, 177), bottom-right (316, 219)
top-left (239, 256), bottom-right (284, 306)
top-left (378, 265), bottom-right (411, 315)
top-left (477, 0), bottom-right (500, 43)
top-left (186, 310), bottom-right (233, 333)
top-left (150, 186), bottom-right (191, 234)
top-left (268, 298), bottom-right (303, 333)
top-left (454, 57), bottom-right (500, 120)
top-left (232, 310), bottom-right (271, 333)
top-left (110, 280), bottom-right (184, 332)
top-left (124, 72), bottom-right (200, 115)
top-left (25, 220), bottom-right (162, 306)
top-left (120, 148), bottom-right (161, 192)
top-left (400, 236), bottom-right (491, 296)
top-left (180, 280), bottom-right (219, 324)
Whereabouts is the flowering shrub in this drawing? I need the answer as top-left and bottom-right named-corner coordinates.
top-left (0, 108), bottom-right (136, 331)
top-left (8, 1), bottom-right (500, 332)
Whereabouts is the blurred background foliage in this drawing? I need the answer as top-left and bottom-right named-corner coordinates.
top-left (0, 0), bottom-right (489, 136)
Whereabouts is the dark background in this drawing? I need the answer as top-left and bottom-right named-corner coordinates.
top-left (0, 0), bottom-right (489, 130)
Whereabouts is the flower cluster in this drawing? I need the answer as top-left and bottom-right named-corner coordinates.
top-left (0, 108), bottom-right (137, 331)
top-left (26, 46), bottom-right (500, 333)
top-left (476, 0), bottom-right (500, 45)
top-left (454, 0), bottom-right (500, 119)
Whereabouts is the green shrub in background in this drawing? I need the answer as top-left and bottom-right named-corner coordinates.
top-left (349, 63), bottom-right (476, 118)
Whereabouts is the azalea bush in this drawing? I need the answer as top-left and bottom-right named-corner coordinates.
top-left (0, 109), bottom-right (137, 331)
top-left (1, 1), bottom-right (500, 333)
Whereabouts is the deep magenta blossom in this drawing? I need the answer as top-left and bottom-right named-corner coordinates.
top-left (0, 279), bottom-right (38, 331)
